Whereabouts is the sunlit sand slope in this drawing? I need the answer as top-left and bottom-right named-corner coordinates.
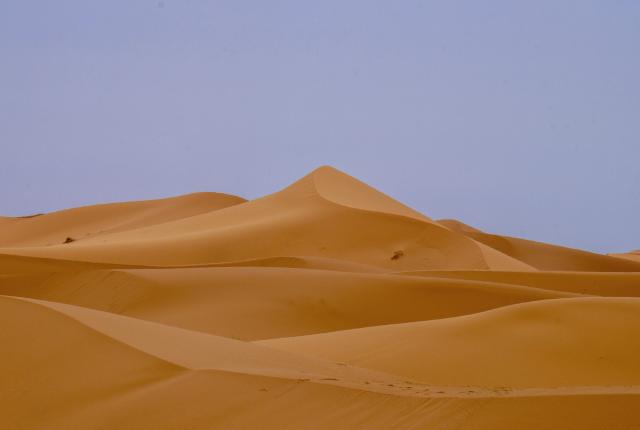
top-left (439, 218), bottom-right (640, 271)
top-left (263, 298), bottom-right (640, 387)
top-left (610, 250), bottom-right (640, 263)
top-left (2, 166), bottom-right (639, 429)
top-left (0, 167), bottom-right (532, 271)
top-left (3, 295), bottom-right (640, 430)
top-left (0, 267), bottom-right (572, 339)
top-left (0, 192), bottom-right (246, 247)
top-left (0, 252), bottom-right (140, 275)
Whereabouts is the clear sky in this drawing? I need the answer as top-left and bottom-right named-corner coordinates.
top-left (1, 1), bottom-right (638, 253)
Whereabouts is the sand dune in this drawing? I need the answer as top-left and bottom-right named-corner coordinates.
top-left (0, 192), bottom-right (246, 247)
top-left (0, 266), bottom-right (573, 339)
top-left (610, 250), bottom-right (640, 263)
top-left (4, 294), bottom-right (640, 430)
top-left (0, 167), bottom-right (533, 271)
top-left (262, 297), bottom-right (640, 387)
top-left (0, 251), bottom-right (142, 275)
top-left (438, 218), bottom-right (484, 233)
top-left (439, 218), bottom-right (640, 271)
top-left (400, 270), bottom-right (640, 296)
top-left (2, 166), bottom-right (639, 429)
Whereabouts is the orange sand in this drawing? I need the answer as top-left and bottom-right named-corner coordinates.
top-left (1, 166), bottom-right (639, 429)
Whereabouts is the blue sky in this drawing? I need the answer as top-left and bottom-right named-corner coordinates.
top-left (1, 1), bottom-right (638, 252)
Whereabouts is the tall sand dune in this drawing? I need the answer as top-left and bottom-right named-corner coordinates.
top-left (2, 166), bottom-right (639, 429)
top-left (0, 167), bottom-right (533, 271)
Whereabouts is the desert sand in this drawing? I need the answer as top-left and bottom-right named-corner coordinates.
top-left (610, 250), bottom-right (640, 263)
top-left (2, 166), bottom-right (640, 429)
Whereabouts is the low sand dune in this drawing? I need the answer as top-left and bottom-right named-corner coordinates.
top-left (183, 255), bottom-right (389, 273)
top-left (262, 297), bottom-right (640, 387)
top-left (0, 251), bottom-right (142, 275)
top-left (3, 295), bottom-right (640, 430)
top-left (400, 270), bottom-right (640, 296)
top-left (2, 166), bottom-right (639, 429)
top-left (0, 266), bottom-right (573, 339)
top-left (0, 192), bottom-right (246, 247)
top-left (439, 218), bottom-right (640, 271)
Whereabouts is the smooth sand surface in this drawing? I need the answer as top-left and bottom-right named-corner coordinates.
top-left (439, 218), bottom-right (640, 271)
top-left (2, 166), bottom-right (639, 429)
top-left (399, 270), bottom-right (640, 296)
top-left (0, 192), bottom-right (246, 247)
top-left (0, 168), bottom-right (534, 270)
top-left (261, 298), bottom-right (640, 387)
top-left (0, 267), bottom-right (575, 339)
top-left (610, 250), bottom-right (640, 263)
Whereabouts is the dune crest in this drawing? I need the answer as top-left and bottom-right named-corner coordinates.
top-left (261, 297), bottom-right (640, 387)
top-left (0, 266), bottom-right (574, 339)
top-left (0, 167), bottom-right (532, 271)
top-left (310, 166), bottom-right (433, 222)
top-left (0, 192), bottom-right (246, 247)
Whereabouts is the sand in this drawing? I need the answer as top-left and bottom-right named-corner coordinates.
top-left (610, 250), bottom-right (640, 263)
top-left (1, 166), bottom-right (639, 429)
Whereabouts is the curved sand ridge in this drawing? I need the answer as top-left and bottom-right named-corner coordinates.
top-left (3, 295), bottom-right (640, 430)
top-left (610, 250), bottom-right (640, 263)
top-left (0, 266), bottom-right (574, 339)
top-left (2, 166), bottom-right (640, 429)
top-left (0, 295), bottom-right (399, 382)
top-left (0, 192), bottom-right (246, 247)
top-left (399, 270), bottom-right (640, 296)
top-left (262, 297), bottom-right (640, 388)
top-left (0, 251), bottom-right (141, 275)
top-left (440, 218), bottom-right (640, 271)
top-left (0, 167), bottom-right (532, 271)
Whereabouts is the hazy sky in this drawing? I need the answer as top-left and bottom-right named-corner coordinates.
top-left (1, 1), bottom-right (638, 253)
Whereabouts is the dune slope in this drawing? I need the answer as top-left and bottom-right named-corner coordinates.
top-left (610, 250), bottom-right (640, 263)
top-left (4, 295), bottom-right (640, 430)
top-left (400, 270), bottom-right (640, 296)
top-left (0, 167), bottom-right (532, 271)
top-left (0, 192), bottom-right (246, 247)
top-left (439, 218), bottom-right (640, 271)
top-left (0, 266), bottom-right (573, 339)
top-left (2, 166), bottom-right (639, 429)
top-left (262, 298), bottom-right (640, 388)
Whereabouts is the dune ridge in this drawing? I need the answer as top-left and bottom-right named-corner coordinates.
top-left (0, 266), bottom-right (575, 339)
top-left (610, 250), bottom-right (640, 263)
top-left (438, 218), bottom-right (640, 272)
top-left (0, 192), bottom-right (246, 247)
top-left (261, 297), bottom-right (640, 387)
top-left (0, 167), bottom-right (534, 271)
top-left (2, 166), bottom-right (639, 429)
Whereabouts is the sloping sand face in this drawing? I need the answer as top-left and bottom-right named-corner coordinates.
top-left (610, 250), bottom-right (640, 263)
top-left (1, 166), bottom-right (640, 429)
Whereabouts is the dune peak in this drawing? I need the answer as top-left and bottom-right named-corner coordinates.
top-left (298, 165), bottom-right (434, 222)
